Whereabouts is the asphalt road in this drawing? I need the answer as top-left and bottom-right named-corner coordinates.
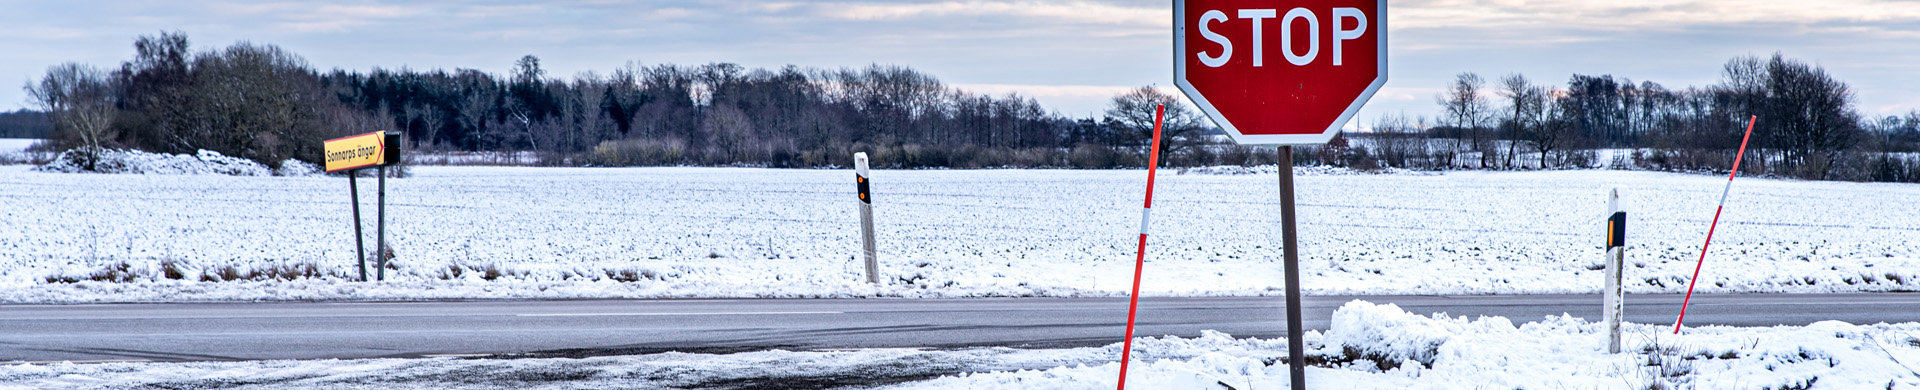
top-left (5, 293), bottom-right (1919, 363)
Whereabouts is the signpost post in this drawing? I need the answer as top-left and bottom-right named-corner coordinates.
top-left (854, 152), bottom-right (879, 284)
top-left (325, 131), bottom-right (401, 282)
top-left (349, 172), bottom-right (367, 281)
top-left (1605, 189), bottom-right (1625, 353)
top-left (1171, 1), bottom-right (1387, 388)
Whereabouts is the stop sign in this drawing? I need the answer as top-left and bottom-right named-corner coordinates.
top-left (1175, 0), bottom-right (1387, 145)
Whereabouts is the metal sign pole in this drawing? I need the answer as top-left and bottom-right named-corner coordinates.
top-left (1278, 146), bottom-right (1307, 389)
top-left (351, 171), bottom-right (367, 282)
top-left (376, 165), bottom-right (387, 281)
top-left (326, 131), bottom-right (401, 283)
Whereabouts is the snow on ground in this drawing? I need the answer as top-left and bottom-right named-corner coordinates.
top-left (2, 165), bottom-right (1918, 303)
top-left (5, 301), bottom-right (1917, 389)
top-left (901, 301), bottom-right (1920, 389)
top-left (0, 138), bottom-right (43, 164)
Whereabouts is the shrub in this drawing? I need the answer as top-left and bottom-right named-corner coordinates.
top-left (588, 139), bottom-right (688, 166)
top-left (1069, 143), bottom-right (1120, 168)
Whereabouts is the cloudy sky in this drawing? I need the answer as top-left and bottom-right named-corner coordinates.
top-left (4, 0), bottom-right (1919, 124)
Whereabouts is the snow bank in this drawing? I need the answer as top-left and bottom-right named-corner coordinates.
top-left (899, 301), bottom-right (1920, 389)
top-left (32, 148), bottom-right (319, 176)
top-left (1321, 301), bottom-right (1479, 366)
top-left (8, 302), bottom-right (1916, 389)
top-left (273, 158), bottom-right (321, 176)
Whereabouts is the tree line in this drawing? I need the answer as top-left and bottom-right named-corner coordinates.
top-left (20, 32), bottom-right (1920, 182)
top-left (1349, 53), bottom-right (1920, 182)
top-left (0, 110), bottom-right (51, 138)
top-left (24, 32), bottom-right (1217, 171)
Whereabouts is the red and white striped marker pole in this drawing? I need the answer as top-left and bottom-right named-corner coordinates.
top-left (1673, 115), bottom-right (1758, 334)
top-left (1116, 104), bottom-right (1167, 390)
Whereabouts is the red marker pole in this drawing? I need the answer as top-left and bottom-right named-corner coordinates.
top-left (1116, 104), bottom-right (1166, 390)
top-left (1674, 115), bottom-right (1758, 334)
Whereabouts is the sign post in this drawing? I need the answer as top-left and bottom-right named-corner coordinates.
top-left (377, 163), bottom-right (388, 281)
top-left (854, 152), bottom-right (879, 284)
top-left (1275, 145), bottom-right (1305, 388)
top-left (349, 173), bottom-right (367, 281)
top-left (1604, 188), bottom-right (1625, 353)
top-left (325, 131), bottom-right (401, 282)
top-left (1170, 1), bottom-right (1387, 388)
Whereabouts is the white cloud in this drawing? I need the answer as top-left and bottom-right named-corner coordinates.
top-left (1395, 0), bottom-right (1920, 31)
top-left (1373, 87), bottom-right (1439, 102)
top-left (0, 26), bottom-right (92, 40)
top-left (818, 1), bottom-right (1164, 26)
top-left (206, 2), bottom-right (425, 33)
top-left (754, 2), bottom-right (807, 13)
top-left (450, 5), bottom-right (544, 19)
top-left (650, 8), bottom-right (695, 19)
top-left (953, 83), bottom-right (1174, 100)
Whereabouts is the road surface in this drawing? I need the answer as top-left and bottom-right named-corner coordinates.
top-left (5, 293), bottom-right (1917, 363)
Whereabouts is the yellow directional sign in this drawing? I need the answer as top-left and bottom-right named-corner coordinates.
top-left (324, 131), bottom-right (388, 172)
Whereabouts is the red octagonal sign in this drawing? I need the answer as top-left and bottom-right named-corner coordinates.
top-left (1176, 0), bottom-right (1387, 145)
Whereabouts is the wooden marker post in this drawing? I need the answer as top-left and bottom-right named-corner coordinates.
top-left (855, 152), bottom-right (878, 284)
top-left (1604, 188), bottom-right (1625, 353)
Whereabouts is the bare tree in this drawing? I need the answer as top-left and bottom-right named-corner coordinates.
top-left (28, 63), bottom-right (118, 170)
top-left (1105, 86), bottom-right (1206, 165)
top-left (405, 103), bottom-right (444, 151)
top-left (1437, 72), bottom-right (1491, 168)
top-left (703, 104), bottom-right (756, 161)
top-left (451, 69), bottom-right (495, 149)
top-left (1370, 112), bottom-right (1424, 169)
top-left (1753, 54), bottom-right (1860, 177)
top-left (572, 79), bottom-right (616, 150)
top-left (1532, 91), bottom-right (1580, 168)
top-left (1497, 73), bottom-right (1545, 168)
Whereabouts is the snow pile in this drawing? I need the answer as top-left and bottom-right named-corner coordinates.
top-left (1320, 301), bottom-right (1477, 366)
top-left (900, 301), bottom-right (1920, 389)
top-left (273, 158), bottom-right (321, 176)
top-left (29, 148), bottom-right (320, 176)
top-left (6, 301), bottom-right (1916, 389)
top-left (35, 148), bottom-right (274, 176)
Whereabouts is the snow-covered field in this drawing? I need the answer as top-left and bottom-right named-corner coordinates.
top-left (2, 165), bottom-right (1918, 303)
top-left (0, 138), bottom-right (43, 163)
top-left (5, 301), bottom-right (1916, 389)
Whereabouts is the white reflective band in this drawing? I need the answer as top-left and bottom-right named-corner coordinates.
top-left (1139, 208), bottom-right (1153, 235)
